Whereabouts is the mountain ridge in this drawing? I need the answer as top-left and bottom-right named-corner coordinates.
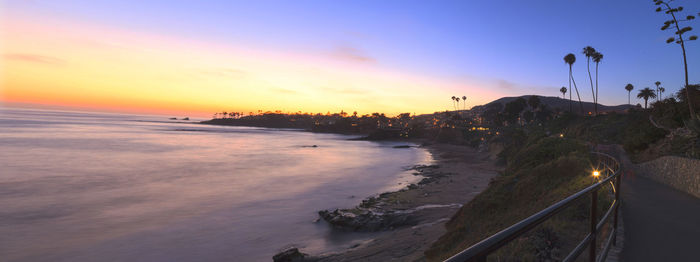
top-left (470, 95), bottom-right (634, 114)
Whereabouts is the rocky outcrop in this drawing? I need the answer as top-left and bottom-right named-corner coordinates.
top-left (318, 208), bottom-right (417, 231)
top-left (317, 163), bottom-right (452, 231)
top-left (273, 247), bottom-right (316, 262)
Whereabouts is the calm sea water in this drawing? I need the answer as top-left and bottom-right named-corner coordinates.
top-left (0, 107), bottom-right (432, 262)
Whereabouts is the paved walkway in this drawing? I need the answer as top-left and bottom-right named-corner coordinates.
top-left (610, 146), bottom-right (700, 261)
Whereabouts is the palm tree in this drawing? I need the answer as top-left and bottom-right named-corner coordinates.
top-left (564, 53), bottom-right (583, 113)
top-left (560, 87), bottom-right (567, 99)
top-left (638, 87), bottom-right (657, 109)
top-left (654, 81), bottom-right (661, 102)
top-left (462, 96), bottom-right (467, 110)
top-left (659, 87), bottom-right (666, 100)
top-left (592, 51), bottom-right (603, 115)
top-left (451, 96), bottom-right (456, 110)
top-left (625, 84), bottom-right (634, 105)
top-left (583, 46), bottom-right (596, 114)
top-left (455, 97), bottom-right (460, 110)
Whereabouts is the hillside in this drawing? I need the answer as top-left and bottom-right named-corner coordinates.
top-left (471, 95), bottom-right (633, 114)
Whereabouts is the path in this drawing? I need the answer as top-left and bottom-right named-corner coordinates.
top-left (606, 145), bottom-right (700, 261)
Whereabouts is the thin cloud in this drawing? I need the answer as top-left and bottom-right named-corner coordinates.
top-left (495, 78), bottom-right (557, 95)
top-left (4, 53), bottom-right (66, 66)
top-left (330, 45), bottom-right (375, 63)
top-left (497, 79), bottom-right (517, 91)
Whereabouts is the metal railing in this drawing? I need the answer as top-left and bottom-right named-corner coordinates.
top-left (445, 152), bottom-right (621, 262)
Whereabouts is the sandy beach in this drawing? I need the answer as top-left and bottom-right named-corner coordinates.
top-left (308, 143), bottom-right (501, 261)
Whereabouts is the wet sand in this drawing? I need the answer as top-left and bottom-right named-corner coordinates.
top-left (314, 143), bottom-right (501, 261)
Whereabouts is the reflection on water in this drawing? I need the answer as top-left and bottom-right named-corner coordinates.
top-left (0, 108), bottom-right (431, 262)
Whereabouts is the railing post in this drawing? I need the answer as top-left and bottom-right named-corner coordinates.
top-left (613, 167), bottom-right (621, 246)
top-left (589, 188), bottom-right (598, 262)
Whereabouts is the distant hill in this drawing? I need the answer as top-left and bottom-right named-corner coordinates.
top-left (471, 95), bottom-right (633, 114)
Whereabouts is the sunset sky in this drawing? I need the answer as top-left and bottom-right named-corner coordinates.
top-left (1, 0), bottom-right (699, 116)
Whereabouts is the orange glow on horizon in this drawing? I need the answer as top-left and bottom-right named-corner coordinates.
top-left (1, 16), bottom-right (504, 117)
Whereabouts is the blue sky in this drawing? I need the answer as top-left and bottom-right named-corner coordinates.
top-left (3, 0), bottom-right (700, 110)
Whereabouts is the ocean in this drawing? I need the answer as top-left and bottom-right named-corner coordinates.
top-left (0, 107), bottom-right (432, 262)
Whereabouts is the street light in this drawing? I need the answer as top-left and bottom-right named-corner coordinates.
top-left (592, 170), bottom-right (601, 184)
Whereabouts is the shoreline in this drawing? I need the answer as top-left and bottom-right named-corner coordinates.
top-left (281, 141), bottom-right (502, 261)
top-left (197, 122), bottom-right (500, 261)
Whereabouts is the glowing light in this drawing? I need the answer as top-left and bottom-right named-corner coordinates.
top-left (559, 134), bottom-right (564, 138)
top-left (593, 171), bottom-right (600, 177)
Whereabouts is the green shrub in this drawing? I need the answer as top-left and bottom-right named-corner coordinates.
top-left (505, 137), bottom-right (588, 176)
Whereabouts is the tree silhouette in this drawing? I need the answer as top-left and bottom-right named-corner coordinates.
top-left (523, 110), bottom-right (534, 123)
top-left (451, 96), bottom-right (457, 110)
top-left (564, 53), bottom-right (583, 113)
top-left (592, 51), bottom-right (603, 115)
top-left (659, 86), bottom-right (666, 100)
top-left (528, 96), bottom-right (541, 121)
top-left (637, 87), bottom-right (657, 109)
top-left (560, 87), bottom-right (567, 99)
top-left (504, 98), bottom-right (527, 124)
top-left (462, 96), bottom-right (467, 110)
top-left (655, 81), bottom-right (662, 102)
top-left (528, 96), bottom-right (541, 110)
top-left (625, 84), bottom-right (635, 105)
top-left (655, 0), bottom-right (698, 118)
top-left (455, 97), bottom-right (460, 111)
top-left (583, 46), bottom-right (597, 114)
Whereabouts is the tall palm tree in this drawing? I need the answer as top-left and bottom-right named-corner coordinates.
top-left (583, 46), bottom-right (596, 114)
top-left (455, 97), bottom-right (460, 110)
top-left (462, 96), bottom-right (467, 110)
top-left (560, 87), bottom-right (567, 99)
top-left (659, 87), bottom-right (666, 100)
top-left (637, 87), bottom-right (657, 109)
top-left (451, 96), bottom-right (456, 110)
top-left (592, 51), bottom-right (603, 115)
top-left (654, 81), bottom-right (662, 102)
top-left (564, 53), bottom-right (583, 113)
top-left (625, 84), bottom-right (634, 105)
